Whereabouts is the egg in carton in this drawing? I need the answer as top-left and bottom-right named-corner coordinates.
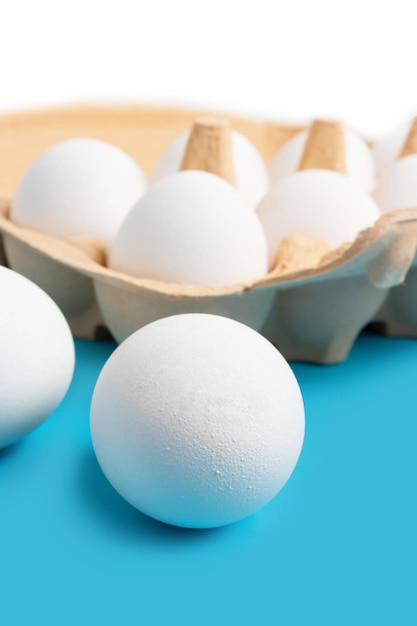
top-left (0, 105), bottom-right (416, 363)
top-left (0, 105), bottom-right (300, 338)
top-left (371, 118), bottom-right (417, 336)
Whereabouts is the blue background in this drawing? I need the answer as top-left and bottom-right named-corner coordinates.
top-left (1, 333), bottom-right (416, 625)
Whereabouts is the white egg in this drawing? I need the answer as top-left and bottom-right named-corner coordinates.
top-left (11, 138), bottom-right (147, 250)
top-left (90, 313), bottom-right (305, 528)
top-left (269, 128), bottom-right (375, 192)
top-left (257, 170), bottom-right (380, 267)
top-left (0, 267), bottom-right (75, 448)
top-left (152, 130), bottom-right (269, 208)
top-left (374, 154), bottom-right (417, 213)
top-left (110, 171), bottom-right (268, 287)
top-left (372, 122), bottom-right (411, 174)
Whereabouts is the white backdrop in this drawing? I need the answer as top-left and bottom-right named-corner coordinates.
top-left (1, 0), bottom-right (416, 138)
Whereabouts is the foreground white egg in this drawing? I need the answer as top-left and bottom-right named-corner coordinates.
top-left (152, 130), bottom-right (269, 207)
top-left (11, 138), bottom-right (147, 249)
top-left (374, 155), bottom-right (417, 213)
top-left (269, 127), bottom-right (375, 192)
top-left (110, 171), bottom-right (268, 287)
top-left (257, 170), bottom-right (380, 267)
top-left (0, 267), bottom-right (75, 448)
top-left (90, 314), bottom-right (305, 528)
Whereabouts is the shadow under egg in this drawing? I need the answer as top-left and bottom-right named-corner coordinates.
top-left (75, 450), bottom-right (236, 545)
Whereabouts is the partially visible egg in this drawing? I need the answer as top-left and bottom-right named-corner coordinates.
top-left (269, 127), bottom-right (375, 192)
top-left (0, 267), bottom-right (75, 448)
top-left (11, 138), bottom-right (147, 250)
top-left (110, 171), bottom-right (268, 287)
top-left (152, 130), bottom-right (269, 208)
top-left (374, 155), bottom-right (417, 213)
top-left (90, 313), bottom-right (305, 528)
top-left (257, 170), bottom-right (380, 267)
top-left (372, 122), bottom-right (411, 174)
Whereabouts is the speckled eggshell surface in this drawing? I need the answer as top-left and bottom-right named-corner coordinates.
top-left (0, 267), bottom-right (75, 448)
top-left (268, 127), bottom-right (375, 192)
top-left (11, 138), bottom-right (147, 250)
top-left (109, 171), bottom-right (268, 286)
top-left (152, 130), bottom-right (269, 207)
top-left (90, 314), bottom-right (305, 529)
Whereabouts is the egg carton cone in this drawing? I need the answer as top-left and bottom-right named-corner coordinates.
top-left (0, 105), bottom-right (302, 338)
top-left (0, 105), bottom-right (417, 363)
top-left (180, 116), bottom-right (237, 184)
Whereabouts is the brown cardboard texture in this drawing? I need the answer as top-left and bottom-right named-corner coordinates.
top-left (180, 117), bottom-right (236, 185)
top-left (1, 105), bottom-right (417, 363)
top-left (298, 119), bottom-right (347, 174)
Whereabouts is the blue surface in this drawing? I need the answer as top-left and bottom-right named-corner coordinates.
top-left (1, 333), bottom-right (416, 625)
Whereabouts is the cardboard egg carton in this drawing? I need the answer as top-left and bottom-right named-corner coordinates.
top-left (1, 104), bottom-right (417, 363)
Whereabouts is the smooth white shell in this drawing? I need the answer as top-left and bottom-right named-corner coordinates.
top-left (152, 130), bottom-right (269, 208)
top-left (257, 170), bottom-right (380, 267)
top-left (90, 313), bottom-right (305, 528)
top-left (11, 138), bottom-right (147, 250)
top-left (0, 267), bottom-right (75, 448)
top-left (374, 155), bottom-right (417, 213)
top-left (110, 171), bottom-right (268, 287)
top-left (372, 122), bottom-right (410, 174)
top-left (269, 128), bottom-right (375, 193)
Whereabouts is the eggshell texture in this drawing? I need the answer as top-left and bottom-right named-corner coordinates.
top-left (257, 170), bottom-right (380, 267)
top-left (152, 130), bottom-right (269, 207)
top-left (0, 267), bottom-right (75, 448)
top-left (374, 155), bottom-right (417, 213)
top-left (90, 313), bottom-right (305, 528)
top-left (109, 171), bottom-right (268, 287)
top-left (11, 138), bottom-right (147, 249)
top-left (269, 128), bottom-right (375, 192)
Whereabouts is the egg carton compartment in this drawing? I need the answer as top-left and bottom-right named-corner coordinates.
top-left (1, 105), bottom-right (417, 364)
top-left (1, 195), bottom-right (416, 363)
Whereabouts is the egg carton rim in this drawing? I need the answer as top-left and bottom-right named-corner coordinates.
top-left (1, 197), bottom-right (416, 297)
